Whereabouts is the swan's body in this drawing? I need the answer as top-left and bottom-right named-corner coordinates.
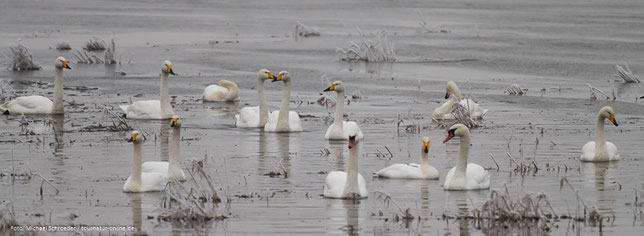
top-left (120, 60), bottom-right (175, 120)
top-left (141, 116), bottom-right (186, 181)
top-left (324, 131), bottom-right (368, 199)
top-left (432, 81), bottom-right (488, 120)
top-left (264, 71), bottom-right (303, 132)
top-left (580, 106), bottom-right (620, 162)
top-left (123, 131), bottom-right (168, 193)
top-left (323, 81), bottom-right (363, 140)
top-left (1, 57), bottom-right (70, 115)
top-left (235, 69), bottom-right (274, 127)
top-left (203, 80), bottom-right (239, 102)
top-left (442, 124), bottom-right (490, 190)
top-left (375, 137), bottom-right (439, 179)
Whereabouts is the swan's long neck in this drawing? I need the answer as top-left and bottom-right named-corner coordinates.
top-left (131, 142), bottom-right (142, 187)
top-left (220, 80), bottom-right (239, 101)
top-left (453, 87), bottom-right (462, 100)
top-left (333, 90), bottom-right (345, 130)
top-left (595, 114), bottom-right (607, 158)
top-left (455, 134), bottom-right (470, 177)
top-left (258, 78), bottom-right (268, 127)
top-left (420, 149), bottom-right (430, 173)
top-left (276, 80), bottom-right (291, 131)
top-left (52, 67), bottom-right (64, 114)
top-left (343, 145), bottom-right (360, 197)
top-left (159, 72), bottom-right (173, 118)
top-left (169, 127), bottom-right (181, 179)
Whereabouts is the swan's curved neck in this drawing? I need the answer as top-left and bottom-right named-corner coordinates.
top-left (595, 115), bottom-right (607, 157)
top-left (52, 67), bottom-right (64, 114)
top-left (160, 72), bottom-right (173, 118)
top-left (453, 87), bottom-right (462, 100)
top-left (258, 78), bottom-right (268, 126)
top-left (169, 127), bottom-right (181, 177)
top-left (220, 80), bottom-right (238, 101)
top-left (333, 90), bottom-right (345, 129)
top-left (343, 145), bottom-right (360, 197)
top-left (420, 149), bottom-right (430, 172)
top-left (276, 80), bottom-right (291, 131)
top-left (455, 134), bottom-right (470, 177)
top-left (131, 143), bottom-right (142, 187)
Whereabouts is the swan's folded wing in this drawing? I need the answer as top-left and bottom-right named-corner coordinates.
top-left (288, 111), bottom-right (303, 131)
top-left (580, 141), bottom-right (595, 161)
top-left (123, 100), bottom-right (162, 119)
top-left (203, 85), bottom-right (228, 101)
top-left (375, 164), bottom-right (421, 179)
top-left (235, 106), bottom-right (261, 127)
top-left (357, 173), bottom-right (368, 197)
top-left (466, 163), bottom-right (490, 189)
top-left (323, 171), bottom-right (347, 198)
top-left (141, 161), bottom-right (169, 174)
top-left (140, 172), bottom-right (168, 192)
top-left (606, 141), bottom-right (621, 161)
top-left (2, 96), bottom-right (53, 114)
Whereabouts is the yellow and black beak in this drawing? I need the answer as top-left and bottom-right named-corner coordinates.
top-left (62, 61), bottom-right (71, 70)
top-left (268, 72), bottom-right (275, 80)
top-left (444, 92), bottom-right (450, 99)
top-left (324, 84), bottom-right (335, 92)
top-left (348, 135), bottom-right (356, 149)
top-left (272, 74), bottom-right (282, 82)
top-left (170, 118), bottom-right (178, 127)
top-left (609, 113), bottom-right (618, 126)
top-left (443, 129), bottom-right (455, 143)
top-left (423, 141), bottom-right (429, 153)
top-left (167, 65), bottom-right (175, 75)
top-left (128, 133), bottom-right (137, 142)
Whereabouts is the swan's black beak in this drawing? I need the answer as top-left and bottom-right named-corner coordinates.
top-left (62, 61), bottom-right (71, 70)
top-left (443, 129), bottom-right (455, 143)
top-left (640, 96), bottom-right (644, 99)
top-left (610, 114), bottom-right (618, 126)
top-left (444, 92), bottom-right (450, 99)
top-left (128, 133), bottom-right (136, 142)
top-left (324, 84), bottom-right (335, 92)
top-left (170, 118), bottom-right (178, 127)
top-left (348, 136), bottom-right (356, 149)
top-left (272, 74), bottom-right (282, 82)
top-left (169, 69), bottom-right (175, 75)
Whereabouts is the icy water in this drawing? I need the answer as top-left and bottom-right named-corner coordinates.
top-left (1, 0), bottom-right (644, 235)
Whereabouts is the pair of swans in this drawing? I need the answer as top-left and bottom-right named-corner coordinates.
top-left (1, 57), bottom-right (71, 115)
top-left (432, 81), bottom-right (488, 120)
top-left (234, 70), bottom-right (302, 132)
top-left (580, 106), bottom-right (620, 162)
top-left (123, 116), bottom-right (186, 193)
top-left (120, 61), bottom-right (176, 119)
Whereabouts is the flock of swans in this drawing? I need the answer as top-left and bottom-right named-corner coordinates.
top-left (0, 57), bottom-right (622, 197)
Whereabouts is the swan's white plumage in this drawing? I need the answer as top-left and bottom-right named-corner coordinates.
top-left (325, 121), bottom-right (363, 140)
top-left (142, 116), bottom-right (186, 181)
top-left (235, 69), bottom-right (274, 128)
top-left (581, 141), bottom-right (620, 161)
top-left (323, 171), bottom-right (368, 198)
top-left (432, 81), bottom-right (488, 120)
top-left (235, 106), bottom-right (261, 127)
top-left (123, 173), bottom-right (168, 192)
top-left (1, 96), bottom-right (54, 115)
top-left (580, 106), bottom-right (620, 162)
top-left (375, 163), bottom-right (439, 179)
top-left (443, 163), bottom-right (490, 190)
top-left (264, 110), bottom-right (303, 132)
top-left (203, 80), bottom-right (239, 102)
top-left (120, 101), bottom-right (174, 120)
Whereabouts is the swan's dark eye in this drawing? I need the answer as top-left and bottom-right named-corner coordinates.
top-left (448, 128), bottom-right (456, 134)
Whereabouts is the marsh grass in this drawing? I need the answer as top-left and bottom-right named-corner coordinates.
top-left (614, 63), bottom-right (640, 83)
top-left (55, 41), bottom-right (71, 50)
top-left (294, 22), bottom-right (320, 38)
top-left (72, 49), bottom-right (104, 64)
top-left (104, 36), bottom-right (116, 64)
top-left (336, 28), bottom-right (395, 62)
top-left (82, 36), bottom-right (106, 51)
top-left (4, 40), bottom-right (41, 71)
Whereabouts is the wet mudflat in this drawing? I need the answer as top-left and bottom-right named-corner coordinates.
top-left (1, 0), bottom-right (644, 235)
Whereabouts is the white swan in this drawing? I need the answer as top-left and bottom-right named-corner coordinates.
top-left (234, 69), bottom-right (275, 127)
top-left (324, 130), bottom-right (368, 199)
top-left (141, 116), bottom-right (187, 181)
top-left (123, 131), bottom-right (168, 193)
top-left (442, 124), bottom-right (490, 190)
top-left (580, 106), bottom-right (620, 162)
top-left (203, 79), bottom-right (239, 102)
top-left (323, 81), bottom-right (364, 140)
top-left (375, 137), bottom-right (439, 179)
top-left (432, 81), bottom-right (488, 120)
top-left (120, 60), bottom-right (176, 119)
top-left (1, 56), bottom-right (70, 115)
top-left (264, 71), bottom-right (303, 132)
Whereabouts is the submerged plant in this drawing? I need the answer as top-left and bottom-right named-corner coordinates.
top-left (104, 36), bottom-right (116, 64)
top-left (55, 41), bottom-right (71, 50)
top-left (294, 22), bottom-right (320, 38)
top-left (336, 28), bottom-right (396, 62)
top-left (614, 63), bottom-right (640, 83)
top-left (72, 49), bottom-right (103, 64)
top-left (4, 40), bottom-right (41, 71)
top-left (82, 36), bottom-right (106, 51)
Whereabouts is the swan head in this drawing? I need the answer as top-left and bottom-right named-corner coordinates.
top-left (443, 123), bottom-right (469, 143)
top-left (128, 130), bottom-right (145, 144)
top-left (170, 115), bottom-right (181, 128)
top-left (162, 60), bottom-right (175, 75)
top-left (422, 136), bottom-right (430, 153)
top-left (324, 80), bottom-right (345, 93)
top-left (445, 81), bottom-right (460, 99)
top-left (272, 71), bottom-right (290, 83)
top-left (55, 56), bottom-right (71, 70)
top-left (348, 130), bottom-right (358, 149)
top-left (258, 69), bottom-right (276, 81)
top-left (599, 106), bottom-right (618, 126)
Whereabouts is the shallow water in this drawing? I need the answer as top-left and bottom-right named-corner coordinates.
top-left (1, 0), bottom-right (644, 235)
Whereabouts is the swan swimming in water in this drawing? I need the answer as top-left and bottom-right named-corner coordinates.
top-left (120, 60), bottom-right (176, 119)
top-left (234, 69), bottom-right (275, 127)
top-left (1, 56), bottom-right (71, 115)
top-left (580, 106), bottom-right (620, 162)
top-left (141, 116), bottom-right (187, 181)
top-left (375, 137), bottom-right (439, 179)
top-left (442, 124), bottom-right (490, 190)
top-left (323, 130), bottom-right (368, 199)
top-left (323, 80), bottom-right (363, 140)
top-left (432, 81), bottom-right (488, 120)
top-left (123, 131), bottom-right (168, 193)
top-left (264, 71), bottom-right (303, 132)
top-left (203, 79), bottom-right (239, 102)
